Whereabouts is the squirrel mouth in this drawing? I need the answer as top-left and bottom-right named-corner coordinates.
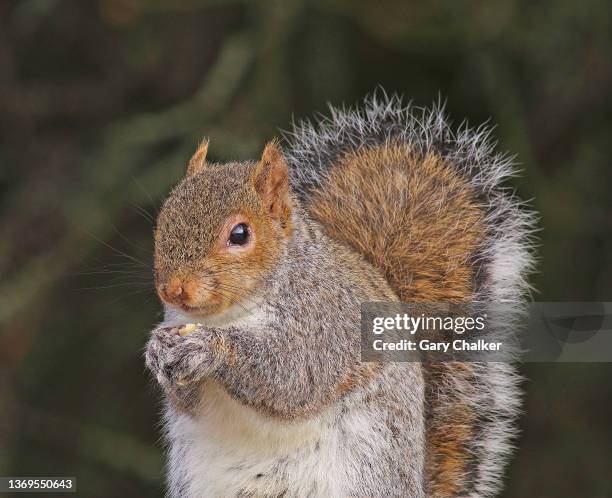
top-left (177, 302), bottom-right (218, 316)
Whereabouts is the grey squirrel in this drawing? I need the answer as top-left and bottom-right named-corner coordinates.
top-left (145, 93), bottom-right (536, 497)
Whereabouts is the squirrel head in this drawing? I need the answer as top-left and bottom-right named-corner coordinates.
top-left (154, 139), bottom-right (293, 317)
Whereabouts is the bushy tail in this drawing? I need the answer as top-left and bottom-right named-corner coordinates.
top-left (285, 92), bottom-right (536, 498)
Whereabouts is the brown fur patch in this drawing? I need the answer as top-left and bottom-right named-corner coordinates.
top-left (307, 144), bottom-right (485, 497)
top-left (424, 363), bottom-right (478, 497)
top-left (337, 363), bottom-right (381, 395)
top-left (308, 145), bottom-right (485, 303)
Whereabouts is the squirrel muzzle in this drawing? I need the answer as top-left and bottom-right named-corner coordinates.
top-left (156, 276), bottom-right (213, 314)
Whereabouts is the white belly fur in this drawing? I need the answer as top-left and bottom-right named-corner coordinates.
top-left (165, 380), bottom-right (356, 498)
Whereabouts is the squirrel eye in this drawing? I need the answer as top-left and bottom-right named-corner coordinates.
top-left (229, 223), bottom-right (249, 246)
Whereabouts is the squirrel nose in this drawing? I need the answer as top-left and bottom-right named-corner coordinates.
top-left (160, 277), bottom-right (188, 304)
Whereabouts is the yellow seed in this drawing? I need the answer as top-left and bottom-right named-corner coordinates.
top-left (179, 323), bottom-right (198, 336)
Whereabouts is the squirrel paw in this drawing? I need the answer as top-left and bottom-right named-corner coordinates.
top-left (145, 325), bottom-right (216, 412)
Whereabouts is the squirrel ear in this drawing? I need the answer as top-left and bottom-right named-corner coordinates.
top-left (186, 139), bottom-right (209, 177)
top-left (251, 139), bottom-right (291, 221)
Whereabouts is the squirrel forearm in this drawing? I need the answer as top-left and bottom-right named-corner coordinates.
top-left (211, 325), bottom-right (357, 419)
top-left (146, 322), bottom-right (358, 420)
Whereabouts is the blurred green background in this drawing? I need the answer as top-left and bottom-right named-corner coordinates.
top-left (1, 1), bottom-right (611, 497)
